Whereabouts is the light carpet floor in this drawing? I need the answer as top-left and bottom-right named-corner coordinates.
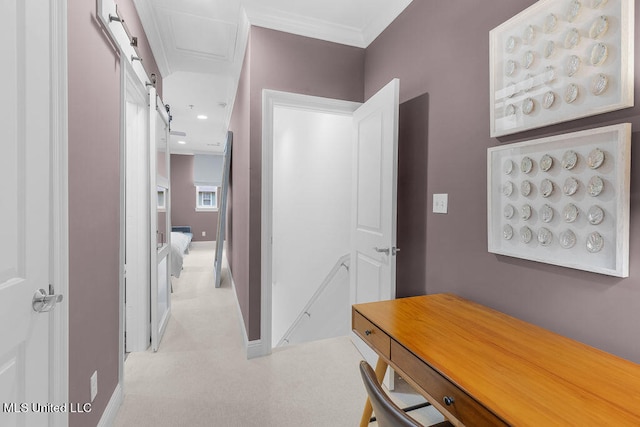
top-left (113, 241), bottom-right (445, 427)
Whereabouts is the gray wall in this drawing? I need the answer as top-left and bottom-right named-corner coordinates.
top-left (365, 0), bottom-right (640, 362)
top-left (397, 93), bottom-right (429, 297)
top-left (228, 35), bottom-right (251, 339)
top-left (68, 0), bottom-right (162, 425)
top-left (229, 26), bottom-right (365, 340)
top-left (170, 154), bottom-right (218, 241)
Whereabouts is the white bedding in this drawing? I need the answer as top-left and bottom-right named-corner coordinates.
top-left (170, 231), bottom-right (192, 277)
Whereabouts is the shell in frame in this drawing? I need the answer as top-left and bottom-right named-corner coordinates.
top-left (540, 179), bottom-right (554, 198)
top-left (567, 0), bottom-right (582, 22)
top-left (587, 176), bottom-right (604, 197)
top-left (538, 227), bottom-right (553, 246)
top-left (563, 203), bottom-right (579, 223)
top-left (503, 181), bottom-right (514, 196)
top-left (521, 156), bottom-right (533, 174)
top-left (540, 204), bottom-right (554, 223)
top-left (522, 51), bottom-right (535, 69)
top-left (544, 40), bottom-right (556, 59)
top-left (563, 177), bottom-right (579, 196)
top-left (564, 84), bottom-right (579, 104)
top-left (540, 154), bottom-right (553, 171)
top-left (520, 226), bottom-right (533, 243)
top-left (590, 43), bottom-right (608, 66)
top-left (506, 35), bottom-right (518, 53)
top-left (559, 230), bottom-right (577, 249)
top-left (543, 13), bottom-right (558, 33)
top-left (564, 28), bottom-right (581, 49)
top-left (586, 231), bottom-right (604, 253)
top-left (522, 98), bottom-right (535, 115)
top-left (566, 55), bottom-right (581, 77)
top-left (523, 25), bottom-right (536, 44)
top-left (504, 159), bottom-right (514, 175)
top-left (503, 224), bottom-right (514, 240)
top-left (589, 15), bottom-right (609, 39)
top-left (590, 73), bottom-right (609, 96)
top-left (587, 205), bottom-right (604, 225)
top-left (561, 150), bottom-right (578, 170)
top-left (587, 148), bottom-right (605, 169)
top-left (504, 204), bottom-right (515, 219)
top-left (542, 91), bottom-right (556, 109)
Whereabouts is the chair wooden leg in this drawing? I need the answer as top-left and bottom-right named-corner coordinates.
top-left (359, 357), bottom-right (388, 427)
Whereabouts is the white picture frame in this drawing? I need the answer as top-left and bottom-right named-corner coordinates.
top-left (487, 123), bottom-right (631, 277)
top-left (489, 0), bottom-right (634, 137)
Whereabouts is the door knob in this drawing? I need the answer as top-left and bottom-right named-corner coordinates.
top-left (32, 287), bottom-right (63, 313)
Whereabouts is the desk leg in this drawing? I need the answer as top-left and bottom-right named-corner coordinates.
top-left (359, 357), bottom-right (388, 427)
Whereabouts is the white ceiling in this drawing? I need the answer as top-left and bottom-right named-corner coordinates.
top-left (133, 0), bottom-right (413, 155)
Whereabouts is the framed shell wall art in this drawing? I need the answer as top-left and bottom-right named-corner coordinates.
top-left (487, 123), bottom-right (631, 277)
top-left (489, 0), bottom-right (634, 137)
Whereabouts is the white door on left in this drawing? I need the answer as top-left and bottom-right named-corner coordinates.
top-left (0, 0), bottom-right (59, 425)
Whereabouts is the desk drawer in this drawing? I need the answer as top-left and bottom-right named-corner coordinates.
top-left (392, 341), bottom-right (507, 427)
top-left (352, 310), bottom-right (391, 359)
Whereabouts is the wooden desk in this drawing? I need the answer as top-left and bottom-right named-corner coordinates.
top-left (353, 294), bottom-right (640, 426)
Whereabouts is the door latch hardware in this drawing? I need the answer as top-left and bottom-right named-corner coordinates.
top-left (32, 287), bottom-right (63, 313)
top-left (373, 247), bottom-right (401, 256)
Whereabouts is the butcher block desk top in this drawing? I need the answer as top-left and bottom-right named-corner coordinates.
top-left (352, 294), bottom-right (640, 426)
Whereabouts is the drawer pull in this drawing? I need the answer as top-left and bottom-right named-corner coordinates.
top-left (443, 396), bottom-right (455, 406)
top-left (365, 329), bottom-right (372, 336)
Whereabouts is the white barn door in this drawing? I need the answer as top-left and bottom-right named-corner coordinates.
top-left (150, 89), bottom-right (172, 352)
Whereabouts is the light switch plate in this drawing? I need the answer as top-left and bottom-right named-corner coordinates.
top-left (433, 194), bottom-right (448, 214)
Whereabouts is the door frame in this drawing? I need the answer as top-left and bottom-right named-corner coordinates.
top-left (51, 0), bottom-right (69, 424)
top-left (122, 60), bottom-right (151, 354)
top-left (259, 90), bottom-right (360, 358)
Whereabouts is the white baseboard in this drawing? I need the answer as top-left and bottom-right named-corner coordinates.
top-left (247, 339), bottom-right (265, 359)
top-left (97, 383), bottom-right (123, 427)
top-left (223, 246), bottom-right (265, 359)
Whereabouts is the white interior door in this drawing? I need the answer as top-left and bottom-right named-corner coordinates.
top-left (0, 0), bottom-right (60, 425)
top-left (149, 89), bottom-right (171, 352)
top-left (350, 79), bottom-right (400, 385)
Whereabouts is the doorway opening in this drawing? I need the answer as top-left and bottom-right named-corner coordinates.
top-left (261, 90), bottom-right (361, 355)
top-left (271, 105), bottom-right (353, 347)
top-left (260, 80), bottom-right (400, 393)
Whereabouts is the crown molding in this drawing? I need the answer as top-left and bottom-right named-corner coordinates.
top-left (133, 0), bottom-right (172, 77)
top-left (244, 5), bottom-right (366, 48)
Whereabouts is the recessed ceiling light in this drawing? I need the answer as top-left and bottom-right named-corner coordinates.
top-left (197, 114), bottom-right (208, 120)
top-left (177, 140), bottom-right (187, 145)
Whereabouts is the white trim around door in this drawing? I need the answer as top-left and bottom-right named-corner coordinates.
top-left (51, 0), bottom-right (69, 425)
top-left (259, 90), bottom-right (361, 358)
